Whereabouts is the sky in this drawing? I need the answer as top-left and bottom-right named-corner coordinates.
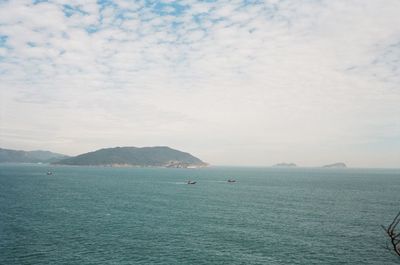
top-left (0, 0), bottom-right (399, 167)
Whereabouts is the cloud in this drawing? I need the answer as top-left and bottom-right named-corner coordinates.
top-left (0, 0), bottom-right (399, 167)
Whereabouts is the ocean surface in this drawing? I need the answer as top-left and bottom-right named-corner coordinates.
top-left (0, 164), bottom-right (399, 265)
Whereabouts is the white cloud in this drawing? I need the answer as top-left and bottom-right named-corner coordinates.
top-left (0, 0), bottom-right (399, 167)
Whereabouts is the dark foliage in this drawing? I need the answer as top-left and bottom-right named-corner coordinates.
top-left (383, 211), bottom-right (400, 257)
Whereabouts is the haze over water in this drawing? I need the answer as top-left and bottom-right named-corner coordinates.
top-left (1, 164), bottom-right (399, 264)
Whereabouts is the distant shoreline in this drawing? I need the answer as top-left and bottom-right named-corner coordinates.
top-left (1, 163), bottom-right (399, 170)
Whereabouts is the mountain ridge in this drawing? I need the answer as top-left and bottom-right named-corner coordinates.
top-left (0, 148), bottom-right (68, 163)
top-left (54, 146), bottom-right (208, 168)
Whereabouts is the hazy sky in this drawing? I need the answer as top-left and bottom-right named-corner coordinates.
top-left (0, 0), bottom-right (399, 167)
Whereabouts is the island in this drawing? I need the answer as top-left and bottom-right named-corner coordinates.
top-left (0, 147), bottom-right (68, 163)
top-left (54, 146), bottom-right (208, 168)
top-left (273, 163), bottom-right (297, 167)
top-left (323, 162), bottom-right (347, 168)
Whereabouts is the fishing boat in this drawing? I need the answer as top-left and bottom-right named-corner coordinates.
top-left (227, 179), bottom-right (236, 183)
top-left (46, 171), bottom-right (53, 175)
top-left (187, 180), bottom-right (197, 184)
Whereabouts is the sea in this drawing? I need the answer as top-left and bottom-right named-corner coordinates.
top-left (0, 164), bottom-right (399, 265)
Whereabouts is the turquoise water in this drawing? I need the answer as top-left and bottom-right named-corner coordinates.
top-left (0, 164), bottom-right (399, 264)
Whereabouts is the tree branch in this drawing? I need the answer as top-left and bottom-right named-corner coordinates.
top-left (383, 211), bottom-right (400, 257)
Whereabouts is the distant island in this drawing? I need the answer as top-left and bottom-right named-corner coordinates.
top-left (54, 146), bottom-right (208, 168)
top-left (273, 163), bottom-right (297, 167)
top-left (0, 148), bottom-right (68, 163)
top-left (323, 162), bottom-right (347, 168)
top-left (0, 146), bottom-right (207, 168)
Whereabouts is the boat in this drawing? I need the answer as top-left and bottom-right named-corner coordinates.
top-left (46, 171), bottom-right (53, 175)
top-left (227, 179), bottom-right (236, 183)
top-left (187, 180), bottom-right (197, 184)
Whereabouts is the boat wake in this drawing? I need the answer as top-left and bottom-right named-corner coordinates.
top-left (169, 182), bottom-right (188, 185)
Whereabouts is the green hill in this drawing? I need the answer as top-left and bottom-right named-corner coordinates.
top-left (0, 148), bottom-right (68, 163)
top-left (54, 146), bottom-right (207, 168)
